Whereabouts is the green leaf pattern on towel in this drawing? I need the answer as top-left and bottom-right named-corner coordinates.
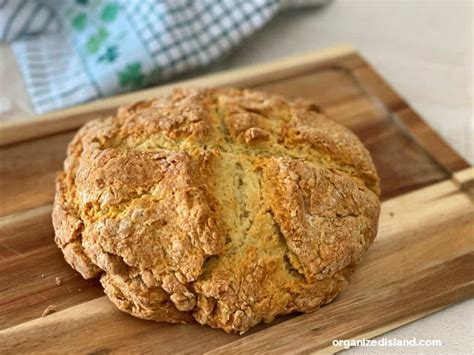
top-left (101, 3), bottom-right (120, 22)
top-left (85, 27), bottom-right (109, 54)
top-left (118, 63), bottom-right (145, 89)
top-left (72, 13), bottom-right (87, 31)
top-left (67, 1), bottom-right (153, 93)
top-left (69, 2), bottom-right (121, 56)
top-left (98, 45), bottom-right (119, 63)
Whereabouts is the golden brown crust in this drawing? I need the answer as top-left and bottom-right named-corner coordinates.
top-left (52, 88), bottom-right (380, 333)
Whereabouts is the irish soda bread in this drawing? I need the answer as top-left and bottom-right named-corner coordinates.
top-left (53, 88), bottom-right (380, 333)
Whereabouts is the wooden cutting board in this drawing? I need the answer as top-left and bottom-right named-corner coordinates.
top-left (0, 45), bottom-right (472, 354)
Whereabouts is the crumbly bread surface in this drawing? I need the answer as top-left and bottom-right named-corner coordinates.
top-left (52, 88), bottom-right (380, 333)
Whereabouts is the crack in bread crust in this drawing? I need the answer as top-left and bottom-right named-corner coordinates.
top-left (52, 88), bottom-right (381, 333)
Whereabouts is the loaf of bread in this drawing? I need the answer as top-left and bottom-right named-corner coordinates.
top-left (52, 88), bottom-right (380, 333)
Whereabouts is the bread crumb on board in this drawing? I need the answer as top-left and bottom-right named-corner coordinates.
top-left (55, 277), bottom-right (62, 286)
top-left (42, 305), bottom-right (57, 317)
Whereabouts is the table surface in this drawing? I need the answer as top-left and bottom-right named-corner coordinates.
top-left (0, 0), bottom-right (472, 353)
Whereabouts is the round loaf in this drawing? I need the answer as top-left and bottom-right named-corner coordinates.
top-left (52, 88), bottom-right (380, 333)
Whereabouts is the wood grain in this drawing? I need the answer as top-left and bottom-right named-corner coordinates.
top-left (1, 169), bottom-right (472, 354)
top-left (0, 47), bottom-right (472, 353)
top-left (0, 132), bottom-right (74, 216)
top-left (350, 64), bottom-right (469, 174)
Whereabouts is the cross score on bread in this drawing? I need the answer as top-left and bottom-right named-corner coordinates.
top-left (52, 88), bottom-right (380, 334)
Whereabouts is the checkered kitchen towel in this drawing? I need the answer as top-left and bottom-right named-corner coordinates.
top-left (0, 0), bottom-right (328, 114)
